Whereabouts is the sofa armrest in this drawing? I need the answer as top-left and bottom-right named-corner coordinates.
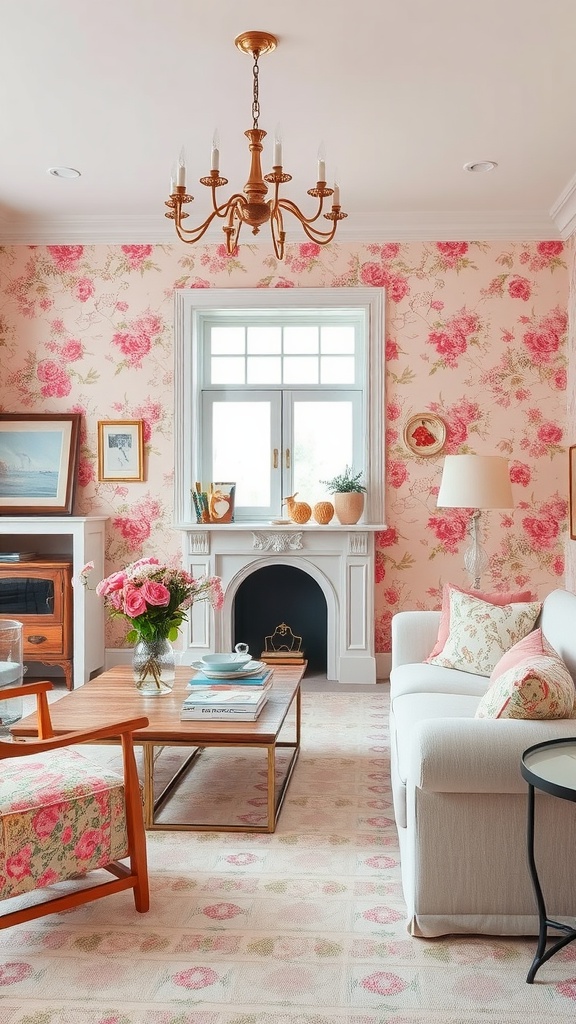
top-left (407, 716), bottom-right (576, 795)
top-left (391, 610), bottom-right (441, 669)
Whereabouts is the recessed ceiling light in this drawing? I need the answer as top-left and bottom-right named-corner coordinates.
top-left (463, 160), bottom-right (497, 173)
top-left (47, 166), bottom-right (81, 178)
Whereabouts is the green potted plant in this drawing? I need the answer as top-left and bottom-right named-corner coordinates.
top-left (320, 466), bottom-right (366, 525)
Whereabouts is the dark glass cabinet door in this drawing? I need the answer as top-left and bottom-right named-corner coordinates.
top-left (0, 577), bottom-right (55, 616)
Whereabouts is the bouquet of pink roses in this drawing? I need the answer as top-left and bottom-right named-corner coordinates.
top-left (95, 557), bottom-right (223, 644)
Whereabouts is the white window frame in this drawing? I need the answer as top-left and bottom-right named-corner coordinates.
top-left (174, 287), bottom-right (386, 526)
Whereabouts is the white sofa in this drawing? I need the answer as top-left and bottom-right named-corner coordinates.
top-left (390, 588), bottom-right (576, 938)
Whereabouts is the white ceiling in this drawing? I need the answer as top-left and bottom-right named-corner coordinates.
top-left (3, 0), bottom-right (576, 245)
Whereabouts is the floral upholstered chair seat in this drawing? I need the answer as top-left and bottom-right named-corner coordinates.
top-left (0, 747), bottom-right (128, 902)
top-left (0, 680), bottom-right (149, 929)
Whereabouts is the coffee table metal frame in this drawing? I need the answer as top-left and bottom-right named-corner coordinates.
top-left (11, 664), bottom-right (304, 834)
top-left (521, 736), bottom-right (576, 983)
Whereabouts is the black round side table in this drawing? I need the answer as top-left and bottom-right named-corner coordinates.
top-left (521, 736), bottom-right (576, 983)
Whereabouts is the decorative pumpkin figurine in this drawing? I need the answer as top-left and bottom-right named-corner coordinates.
top-left (312, 500), bottom-right (334, 525)
top-left (283, 493), bottom-right (312, 524)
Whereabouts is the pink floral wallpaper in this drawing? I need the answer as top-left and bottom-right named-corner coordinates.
top-left (0, 238), bottom-right (568, 653)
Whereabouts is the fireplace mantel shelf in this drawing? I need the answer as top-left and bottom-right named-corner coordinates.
top-left (175, 522), bottom-right (387, 532)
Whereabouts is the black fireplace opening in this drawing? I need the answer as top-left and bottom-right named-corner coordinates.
top-left (233, 564), bottom-right (327, 673)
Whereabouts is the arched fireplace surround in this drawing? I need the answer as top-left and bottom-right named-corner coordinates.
top-left (181, 524), bottom-right (378, 684)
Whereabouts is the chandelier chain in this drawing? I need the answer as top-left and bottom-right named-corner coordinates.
top-left (165, 30), bottom-right (347, 260)
top-left (252, 52), bottom-right (260, 129)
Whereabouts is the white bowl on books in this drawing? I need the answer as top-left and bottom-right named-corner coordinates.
top-left (201, 652), bottom-right (252, 672)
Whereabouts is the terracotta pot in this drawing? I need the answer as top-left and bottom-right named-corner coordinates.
top-left (333, 491), bottom-right (365, 525)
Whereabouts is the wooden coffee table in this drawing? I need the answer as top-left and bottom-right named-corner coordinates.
top-left (11, 663), bottom-right (305, 833)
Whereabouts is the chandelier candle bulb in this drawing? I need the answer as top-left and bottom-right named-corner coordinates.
top-left (318, 158), bottom-right (326, 182)
top-left (177, 149), bottom-right (186, 187)
top-left (333, 183), bottom-right (340, 206)
top-left (274, 139), bottom-right (282, 167)
top-left (211, 130), bottom-right (220, 172)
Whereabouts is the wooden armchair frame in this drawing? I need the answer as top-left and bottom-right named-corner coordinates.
top-left (0, 681), bottom-right (150, 929)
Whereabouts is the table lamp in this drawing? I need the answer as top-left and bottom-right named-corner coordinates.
top-left (436, 454), bottom-right (514, 589)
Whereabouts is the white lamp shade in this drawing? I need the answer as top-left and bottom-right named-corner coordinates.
top-left (437, 455), bottom-right (514, 509)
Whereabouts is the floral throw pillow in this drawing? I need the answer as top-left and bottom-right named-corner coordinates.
top-left (476, 655), bottom-right (575, 720)
top-left (427, 589), bottom-right (542, 677)
top-left (425, 584), bottom-right (534, 662)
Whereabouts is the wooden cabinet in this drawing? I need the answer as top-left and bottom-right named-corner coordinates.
top-left (0, 558), bottom-right (73, 689)
top-left (0, 516), bottom-right (107, 688)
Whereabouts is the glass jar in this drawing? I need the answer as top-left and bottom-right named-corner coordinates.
top-left (0, 618), bottom-right (24, 734)
top-left (132, 637), bottom-right (175, 695)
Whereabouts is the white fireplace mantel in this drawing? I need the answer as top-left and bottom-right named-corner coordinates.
top-left (179, 522), bottom-right (384, 684)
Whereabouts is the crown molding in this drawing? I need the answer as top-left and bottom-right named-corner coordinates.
top-left (550, 171), bottom-right (576, 239)
top-left (0, 209), bottom-right (561, 246)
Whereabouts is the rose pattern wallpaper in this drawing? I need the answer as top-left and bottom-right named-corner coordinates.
top-left (0, 238), bottom-right (569, 653)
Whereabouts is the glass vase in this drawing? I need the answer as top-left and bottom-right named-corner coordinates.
top-left (132, 637), bottom-right (175, 695)
top-left (0, 619), bottom-right (24, 734)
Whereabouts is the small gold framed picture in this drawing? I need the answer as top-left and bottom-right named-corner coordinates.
top-left (403, 413), bottom-right (446, 457)
top-left (98, 420), bottom-right (144, 482)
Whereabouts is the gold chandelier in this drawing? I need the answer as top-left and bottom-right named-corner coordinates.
top-left (165, 31), bottom-right (347, 261)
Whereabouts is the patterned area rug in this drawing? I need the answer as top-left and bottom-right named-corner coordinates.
top-left (1, 690), bottom-right (576, 1022)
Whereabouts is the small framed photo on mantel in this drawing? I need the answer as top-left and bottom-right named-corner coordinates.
top-left (98, 420), bottom-right (144, 482)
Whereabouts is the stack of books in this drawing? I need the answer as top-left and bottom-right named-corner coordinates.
top-left (181, 669), bottom-right (273, 721)
top-left (260, 649), bottom-right (306, 666)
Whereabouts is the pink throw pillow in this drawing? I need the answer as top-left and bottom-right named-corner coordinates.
top-left (489, 628), bottom-right (556, 683)
top-left (425, 583), bottom-right (535, 662)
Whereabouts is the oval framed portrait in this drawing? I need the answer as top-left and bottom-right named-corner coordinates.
top-left (403, 413), bottom-right (446, 457)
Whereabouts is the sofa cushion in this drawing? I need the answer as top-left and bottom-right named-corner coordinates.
top-left (476, 653), bottom-right (575, 720)
top-left (489, 628), bottom-right (555, 683)
top-left (427, 590), bottom-right (541, 676)
top-left (426, 583), bottom-right (534, 662)
top-left (390, 662), bottom-right (490, 702)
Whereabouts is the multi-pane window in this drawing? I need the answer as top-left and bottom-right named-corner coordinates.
top-left (174, 288), bottom-right (385, 525)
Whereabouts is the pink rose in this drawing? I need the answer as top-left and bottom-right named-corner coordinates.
top-left (273, 279), bottom-right (295, 288)
top-left (507, 276), bottom-right (531, 301)
top-left (436, 241), bottom-right (468, 264)
top-left (139, 580), bottom-right (170, 607)
top-left (61, 339), bottom-right (84, 361)
top-left (427, 330), bottom-right (467, 366)
top-left (6, 846), bottom-right (33, 880)
top-left (121, 244), bottom-right (153, 267)
top-left (122, 584), bottom-right (148, 618)
top-left (96, 570), bottom-right (127, 596)
top-left (537, 422), bottom-right (562, 445)
top-left (298, 242), bottom-right (321, 258)
top-left (427, 511), bottom-right (469, 552)
top-left (522, 327), bottom-right (560, 364)
top-left (385, 338), bottom-right (399, 360)
top-left (111, 331), bottom-right (152, 367)
top-left (522, 515), bottom-right (559, 550)
top-left (360, 262), bottom-right (388, 287)
top-left (378, 527), bottom-right (398, 548)
top-left (75, 277), bottom-right (95, 302)
top-left (74, 829), bottom-right (101, 860)
top-left (554, 368), bottom-right (567, 390)
top-left (537, 240), bottom-right (563, 257)
top-left (552, 555), bottom-right (565, 576)
top-left (381, 242), bottom-right (400, 260)
top-left (33, 806), bottom-right (60, 838)
top-left (36, 359), bottom-right (72, 397)
top-left (112, 516), bottom-right (153, 548)
top-left (47, 245), bottom-right (84, 270)
top-left (509, 462), bottom-right (531, 486)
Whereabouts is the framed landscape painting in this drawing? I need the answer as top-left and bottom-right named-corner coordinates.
top-left (0, 413), bottom-right (81, 515)
top-left (98, 420), bottom-right (144, 482)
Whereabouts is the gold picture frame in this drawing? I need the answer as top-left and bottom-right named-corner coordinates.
top-left (565, 448), bottom-right (569, 544)
top-left (98, 420), bottom-right (144, 482)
